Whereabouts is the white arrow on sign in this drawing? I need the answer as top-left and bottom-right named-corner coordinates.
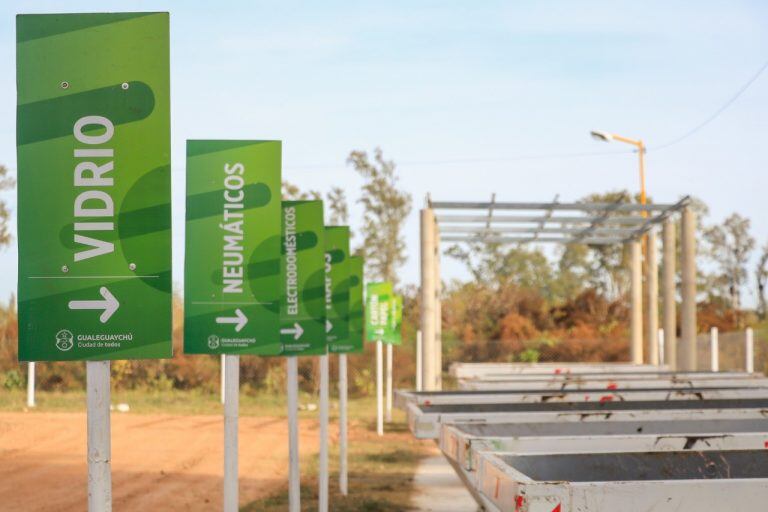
top-left (325, 319), bottom-right (333, 333)
top-left (216, 308), bottom-right (248, 332)
top-left (68, 286), bottom-right (120, 324)
top-left (280, 322), bottom-right (304, 340)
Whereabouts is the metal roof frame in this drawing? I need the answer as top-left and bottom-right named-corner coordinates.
top-left (430, 195), bottom-right (689, 245)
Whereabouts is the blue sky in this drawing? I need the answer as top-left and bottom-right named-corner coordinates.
top-left (1, 1), bottom-right (767, 304)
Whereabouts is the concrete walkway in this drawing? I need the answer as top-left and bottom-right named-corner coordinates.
top-left (410, 455), bottom-right (480, 511)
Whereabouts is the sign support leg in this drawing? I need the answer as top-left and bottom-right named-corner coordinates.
top-left (287, 356), bottom-right (301, 512)
top-left (220, 353), bottom-right (226, 404)
top-left (376, 340), bottom-right (384, 436)
top-left (319, 354), bottom-right (329, 512)
top-left (87, 360), bottom-right (112, 512)
top-left (339, 354), bottom-right (348, 496)
top-left (385, 343), bottom-right (393, 422)
top-left (27, 361), bottom-right (36, 408)
top-left (223, 355), bottom-right (239, 512)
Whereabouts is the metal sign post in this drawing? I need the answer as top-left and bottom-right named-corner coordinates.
top-left (322, 226), bottom-right (351, 511)
top-left (338, 354), bottom-right (349, 495)
top-left (376, 340), bottom-right (384, 436)
top-left (365, 282), bottom-right (393, 437)
top-left (26, 361), bottom-right (35, 408)
top-left (386, 343), bottom-right (393, 422)
top-left (280, 200), bottom-right (328, 511)
top-left (16, 13), bottom-right (171, 512)
top-left (223, 355), bottom-right (239, 512)
top-left (286, 356), bottom-right (300, 512)
top-left (185, 140), bottom-right (283, 512)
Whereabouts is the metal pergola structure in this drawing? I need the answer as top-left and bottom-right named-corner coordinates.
top-left (418, 196), bottom-right (700, 392)
top-left (432, 195), bottom-right (690, 246)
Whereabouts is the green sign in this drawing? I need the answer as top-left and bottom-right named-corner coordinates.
top-left (184, 140), bottom-right (282, 355)
top-left (280, 201), bottom-right (326, 356)
top-left (17, 13), bottom-right (171, 361)
top-left (388, 295), bottom-right (403, 345)
top-left (365, 282), bottom-right (392, 342)
top-left (346, 256), bottom-right (365, 353)
top-left (325, 226), bottom-right (350, 353)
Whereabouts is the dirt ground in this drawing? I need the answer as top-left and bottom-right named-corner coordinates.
top-left (0, 412), bottom-right (321, 511)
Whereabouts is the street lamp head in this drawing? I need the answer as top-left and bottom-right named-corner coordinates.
top-left (590, 130), bottom-right (613, 143)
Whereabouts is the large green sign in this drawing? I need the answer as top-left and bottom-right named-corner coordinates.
top-left (17, 13), bottom-right (171, 361)
top-left (184, 140), bottom-right (282, 355)
top-left (365, 282), bottom-right (392, 342)
top-left (346, 256), bottom-right (365, 353)
top-left (325, 226), bottom-right (350, 353)
top-left (280, 201), bottom-right (326, 356)
top-left (387, 295), bottom-right (403, 345)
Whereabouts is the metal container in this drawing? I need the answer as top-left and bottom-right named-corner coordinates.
top-left (440, 418), bottom-right (768, 473)
top-left (459, 375), bottom-right (768, 391)
top-left (407, 398), bottom-right (768, 439)
top-left (399, 386), bottom-right (768, 407)
top-left (450, 362), bottom-right (668, 380)
top-left (476, 449), bottom-right (768, 511)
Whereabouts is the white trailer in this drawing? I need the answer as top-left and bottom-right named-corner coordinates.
top-left (407, 398), bottom-right (768, 439)
top-left (476, 449), bottom-right (768, 512)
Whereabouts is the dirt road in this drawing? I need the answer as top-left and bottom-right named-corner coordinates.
top-left (0, 412), bottom-right (320, 511)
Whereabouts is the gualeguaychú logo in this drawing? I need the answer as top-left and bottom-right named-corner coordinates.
top-left (55, 329), bottom-right (74, 351)
top-left (207, 335), bottom-right (220, 349)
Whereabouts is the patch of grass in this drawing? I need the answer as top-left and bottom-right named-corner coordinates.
top-left (242, 407), bottom-right (432, 511)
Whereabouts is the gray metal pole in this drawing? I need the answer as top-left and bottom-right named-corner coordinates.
top-left (318, 354), bottom-right (329, 512)
top-left (223, 355), bottom-right (239, 512)
top-left (220, 353), bottom-right (226, 404)
top-left (420, 209), bottom-right (436, 390)
top-left (710, 327), bottom-right (719, 372)
top-left (416, 330), bottom-right (422, 391)
top-left (87, 360), bottom-right (112, 512)
top-left (645, 229), bottom-right (659, 365)
top-left (434, 223), bottom-right (442, 390)
top-left (376, 341), bottom-right (383, 435)
top-left (27, 361), bottom-right (35, 408)
top-left (385, 343), bottom-right (393, 422)
top-left (287, 356), bottom-right (300, 511)
top-left (629, 240), bottom-right (643, 364)
top-left (338, 354), bottom-right (348, 496)
top-left (680, 207), bottom-right (697, 370)
top-left (662, 219), bottom-right (677, 370)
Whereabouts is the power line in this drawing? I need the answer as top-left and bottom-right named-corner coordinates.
top-left (650, 57), bottom-right (768, 152)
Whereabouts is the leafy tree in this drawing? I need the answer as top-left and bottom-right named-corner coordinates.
top-left (325, 186), bottom-right (349, 226)
top-left (281, 180), bottom-right (320, 201)
top-left (0, 166), bottom-right (14, 248)
top-left (704, 213), bottom-right (755, 316)
top-left (347, 148), bottom-right (412, 284)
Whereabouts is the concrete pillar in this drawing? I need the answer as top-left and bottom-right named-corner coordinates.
top-left (680, 206), bottom-right (698, 370)
top-left (629, 239), bottom-right (643, 364)
top-left (420, 209), bottom-right (437, 391)
top-left (645, 230), bottom-right (659, 365)
top-left (434, 222), bottom-right (442, 390)
top-left (662, 219), bottom-right (677, 370)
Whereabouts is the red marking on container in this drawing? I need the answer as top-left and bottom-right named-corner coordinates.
top-left (554, 368), bottom-right (562, 375)
top-left (606, 382), bottom-right (618, 390)
top-left (514, 495), bottom-right (524, 511)
top-left (764, 440), bottom-right (768, 448)
top-left (424, 400), bottom-right (431, 406)
top-left (584, 395), bottom-right (590, 401)
top-left (599, 395), bottom-right (614, 403)
top-left (551, 505), bottom-right (562, 512)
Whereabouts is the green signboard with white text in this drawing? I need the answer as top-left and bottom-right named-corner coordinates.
top-left (184, 140), bottom-right (282, 355)
top-left (346, 256), bottom-right (365, 353)
top-left (17, 13), bottom-right (172, 361)
top-left (388, 295), bottom-right (403, 345)
top-left (365, 282), bottom-right (392, 342)
top-left (280, 201), bottom-right (326, 356)
top-left (325, 226), bottom-right (350, 353)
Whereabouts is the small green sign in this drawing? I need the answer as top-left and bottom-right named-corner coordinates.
top-left (280, 201), bottom-right (326, 356)
top-left (184, 140), bottom-right (282, 355)
top-left (17, 13), bottom-right (172, 361)
top-left (325, 226), bottom-right (350, 353)
top-left (365, 282), bottom-right (392, 342)
top-left (346, 256), bottom-right (365, 353)
top-left (388, 295), bottom-right (403, 345)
